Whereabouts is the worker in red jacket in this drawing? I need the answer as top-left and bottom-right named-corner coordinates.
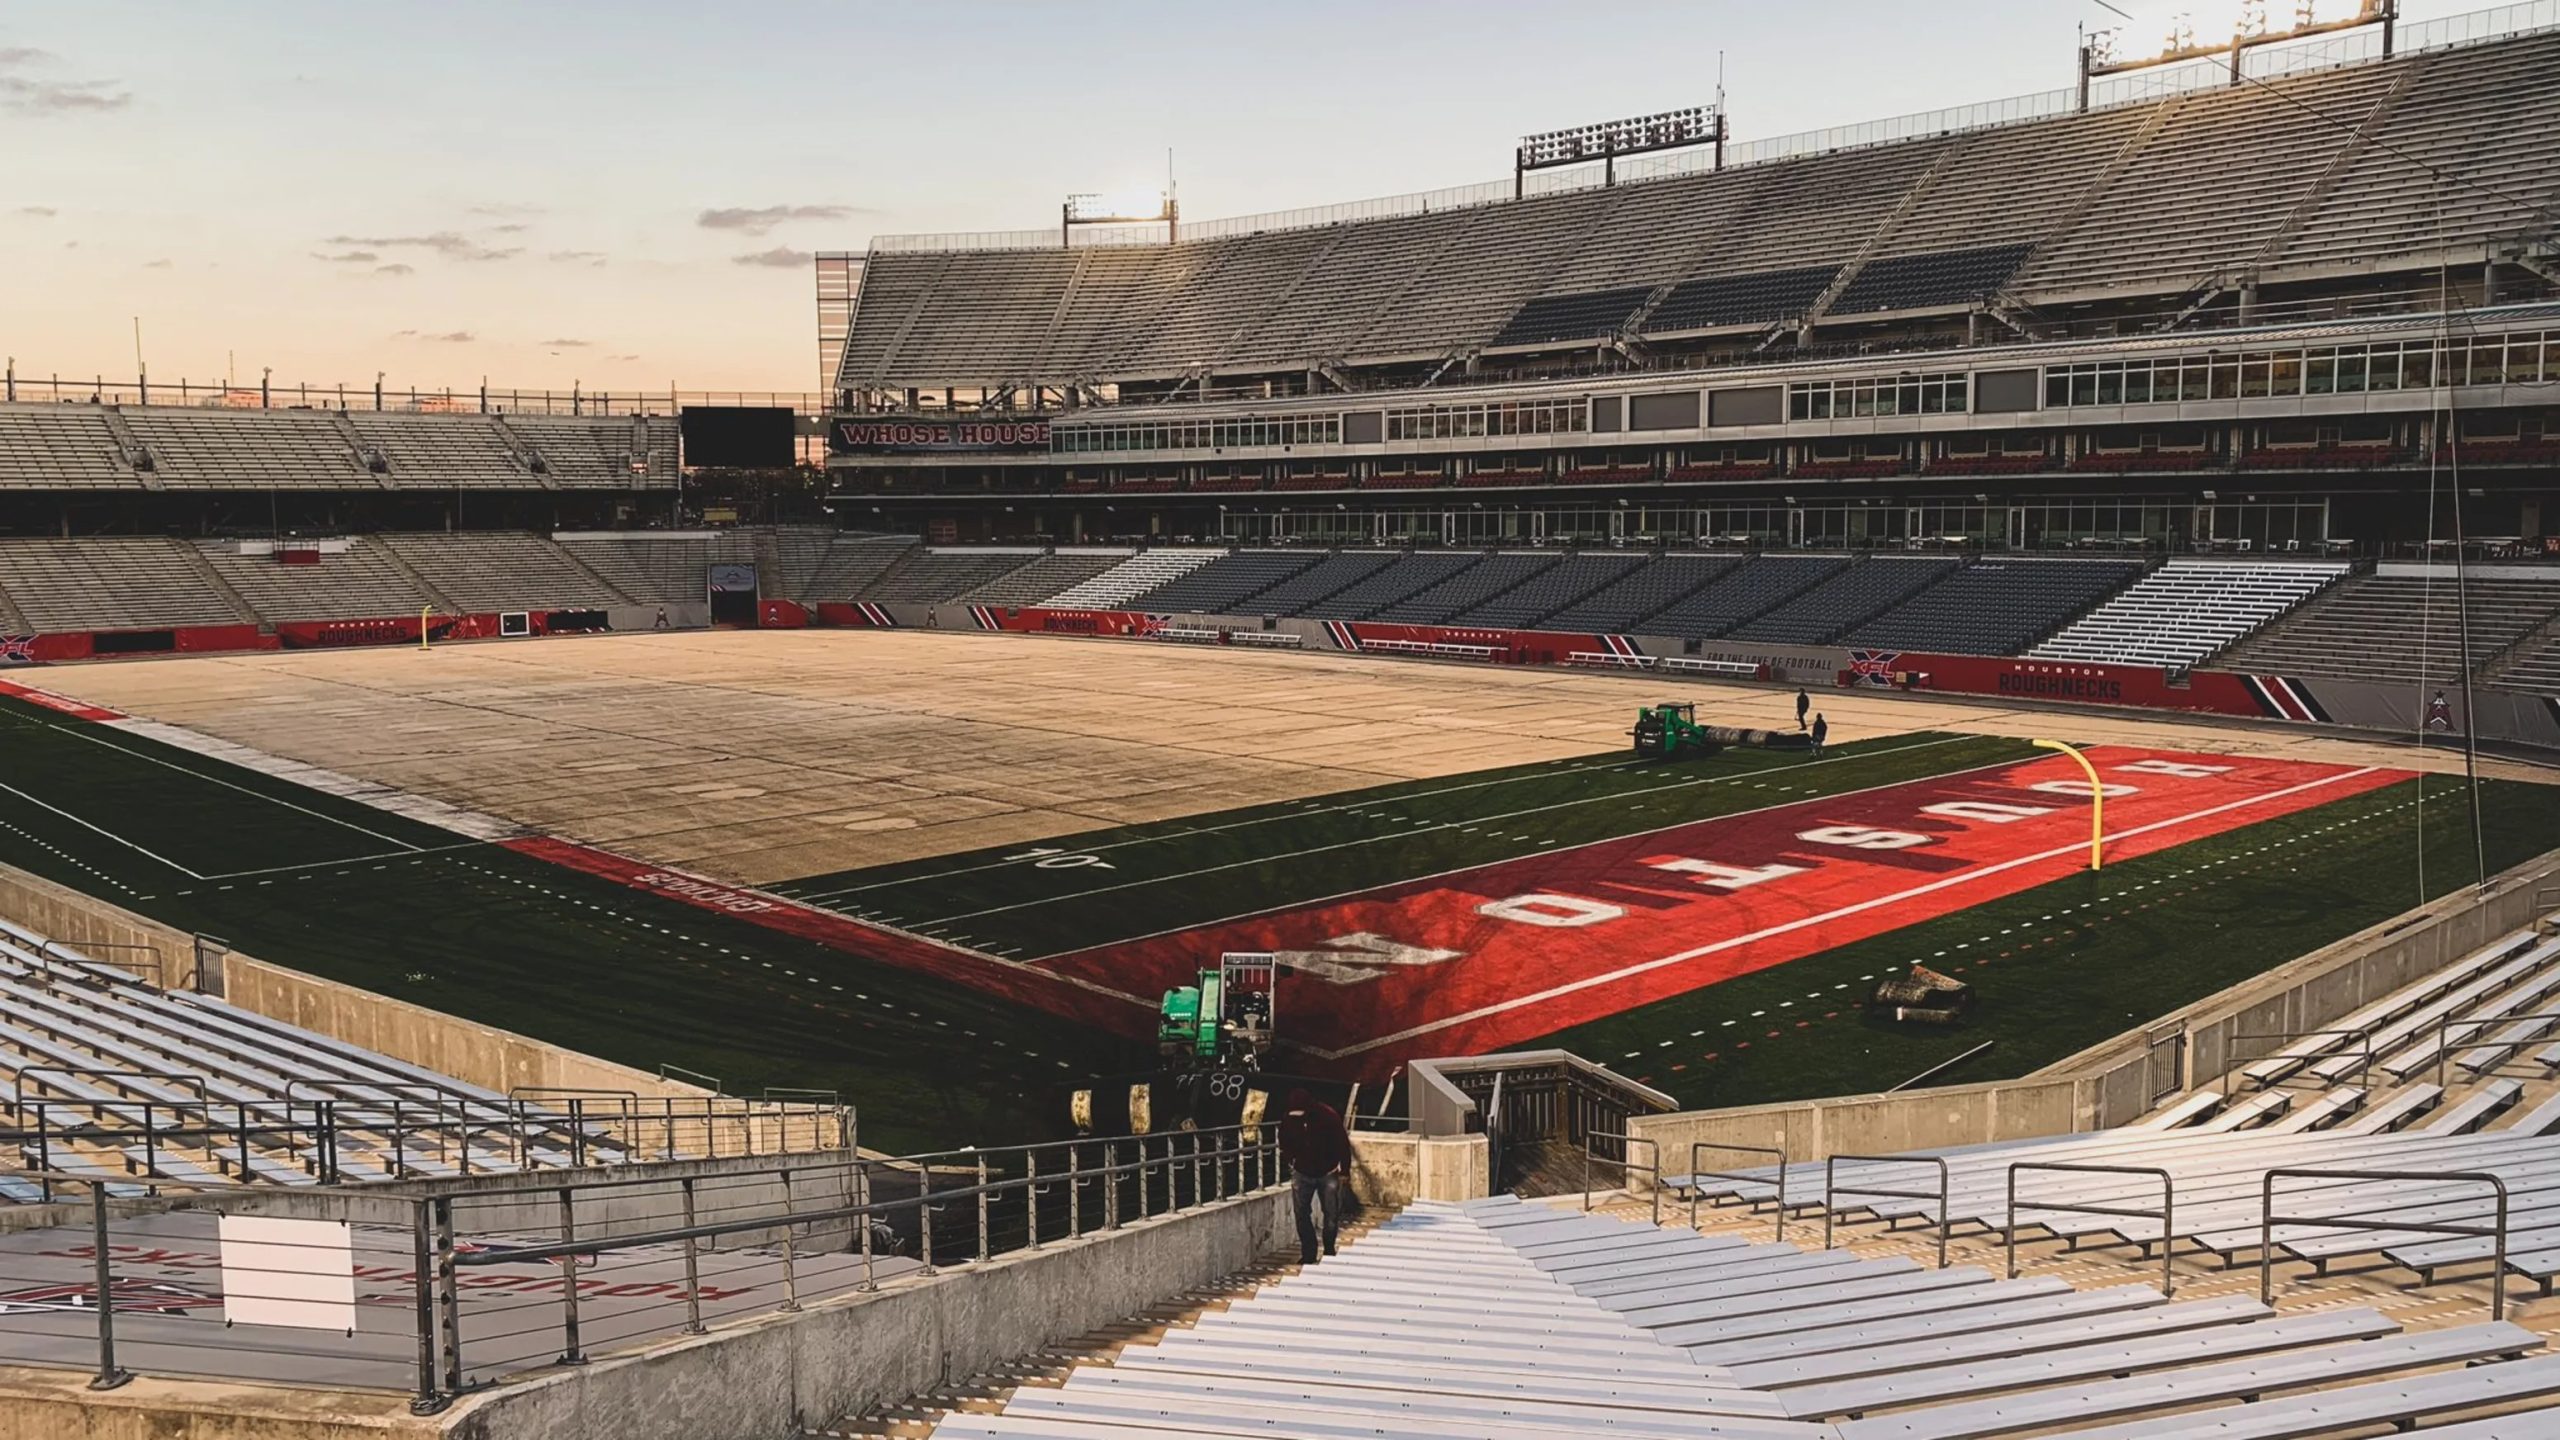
top-left (1278, 1088), bottom-right (1351, 1263)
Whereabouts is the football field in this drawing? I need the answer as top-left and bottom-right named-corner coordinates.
top-left (4, 631), bottom-right (2557, 1128)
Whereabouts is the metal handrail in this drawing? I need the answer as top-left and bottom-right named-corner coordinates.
top-left (1688, 1141), bottom-right (1790, 1241)
top-left (2006, 1162), bottom-right (2177, 1295)
top-left (1582, 1131), bottom-right (1661, 1224)
top-left (2259, 1167), bottom-right (2510, 1319)
top-left (1887, 1040), bottom-right (1996, 1093)
top-left (2223, 1027), bottom-right (2377, 1095)
top-left (2435, 1011), bottom-right (2560, 1087)
top-left (1825, 1154), bottom-right (1951, 1268)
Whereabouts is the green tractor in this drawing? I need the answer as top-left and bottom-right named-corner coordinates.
top-left (1156, 953), bottom-right (1279, 1071)
top-left (1631, 701), bottom-right (1724, 760)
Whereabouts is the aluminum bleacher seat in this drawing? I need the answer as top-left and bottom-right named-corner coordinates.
top-left (501, 416), bottom-right (669, 489)
top-left (854, 548), bottom-right (1043, 605)
top-left (0, 537), bottom-right (247, 630)
top-left (1544, 553), bottom-right (1742, 634)
top-left (1044, 549), bottom-right (1225, 609)
top-left (956, 550), bottom-right (1130, 606)
top-left (800, 533), bottom-right (919, 600)
top-left (1367, 551), bottom-right (1558, 624)
top-left (1296, 551), bottom-right (1488, 621)
top-left (196, 538), bottom-right (436, 621)
top-left (119, 408), bottom-right (371, 489)
top-left (1248, 550), bottom-right (1406, 617)
top-left (1845, 558), bottom-right (2146, 656)
top-left (0, 405), bottom-right (145, 489)
top-left (1116, 549), bottom-right (1321, 614)
top-left (1727, 556), bottom-right (1961, 645)
top-left (553, 532), bottom-right (745, 605)
top-left (346, 412), bottom-right (528, 486)
top-left (1450, 551), bottom-right (1647, 628)
top-left (379, 532), bottom-right (630, 611)
top-left (2019, 59), bottom-right (2409, 297)
top-left (1645, 554), bottom-right (1851, 639)
top-left (2029, 559), bottom-right (2349, 668)
top-left (939, 1191), bottom-right (2560, 1440)
top-left (2223, 573), bottom-right (2560, 687)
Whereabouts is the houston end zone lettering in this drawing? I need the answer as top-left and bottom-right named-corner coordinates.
top-left (1045, 749), bottom-right (2407, 1061)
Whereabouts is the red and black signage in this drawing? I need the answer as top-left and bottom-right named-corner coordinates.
top-left (830, 418), bottom-right (1053, 455)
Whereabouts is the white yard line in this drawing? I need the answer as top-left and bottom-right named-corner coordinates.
top-left (0, 781), bottom-right (206, 879)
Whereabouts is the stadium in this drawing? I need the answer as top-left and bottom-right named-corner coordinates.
top-left (6, 2), bottom-right (2560, 1437)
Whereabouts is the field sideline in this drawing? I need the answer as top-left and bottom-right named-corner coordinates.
top-left (2, 631), bottom-right (2557, 1123)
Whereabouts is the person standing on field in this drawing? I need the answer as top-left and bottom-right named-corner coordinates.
top-left (1795, 688), bottom-right (1811, 731)
top-left (1811, 712), bottom-right (1829, 755)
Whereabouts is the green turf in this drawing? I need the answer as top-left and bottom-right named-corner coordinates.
top-left (0, 695), bottom-right (1118, 1152)
top-left (772, 731), bottom-right (2038, 956)
top-left (1521, 771), bottom-right (2560, 1110)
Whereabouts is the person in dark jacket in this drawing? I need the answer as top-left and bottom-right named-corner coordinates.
top-left (1795, 688), bottom-right (1811, 731)
top-left (1278, 1087), bottom-right (1350, 1262)
top-left (1811, 712), bottom-right (1829, 755)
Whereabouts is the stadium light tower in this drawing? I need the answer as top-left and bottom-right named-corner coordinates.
top-left (2078, 0), bottom-right (2396, 109)
top-left (1062, 190), bottom-right (1177, 248)
top-left (1515, 105), bottom-right (1725, 199)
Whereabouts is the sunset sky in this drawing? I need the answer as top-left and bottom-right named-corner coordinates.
top-left (2, 0), bottom-right (2478, 396)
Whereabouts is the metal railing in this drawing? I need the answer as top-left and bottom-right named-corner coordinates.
top-left (1887, 1040), bottom-right (1997, 1093)
top-left (1581, 1131), bottom-right (1660, 1225)
top-left (2006, 1162), bottom-right (2177, 1296)
top-left (0, 366), bottom-right (823, 419)
top-left (1824, 1154), bottom-right (1951, 1269)
top-left (2259, 1167), bottom-right (2510, 1319)
top-left (1686, 1141), bottom-right (1790, 1241)
top-left (2436, 1012), bottom-right (2560, 1088)
top-left (0, 1121), bottom-right (1281, 1415)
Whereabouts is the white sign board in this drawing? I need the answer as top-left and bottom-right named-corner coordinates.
top-left (217, 1215), bottom-right (356, 1333)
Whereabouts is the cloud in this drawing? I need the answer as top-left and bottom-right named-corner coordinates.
top-left (733, 246), bottom-right (814, 268)
top-left (468, 203), bottom-right (545, 219)
top-left (392, 329), bottom-right (475, 343)
top-left (547, 249), bottom-right (606, 266)
top-left (375, 263), bottom-right (414, 276)
top-left (490, 222), bottom-right (529, 234)
top-left (15, 205), bottom-right (55, 218)
top-left (313, 249), bottom-right (379, 264)
top-left (0, 49), bottom-right (131, 114)
top-left (324, 231), bottom-right (520, 262)
top-left (538, 338), bottom-right (591, 348)
top-left (608, 353), bottom-right (642, 362)
top-left (696, 204), bottom-right (863, 235)
top-left (143, 258), bottom-right (171, 269)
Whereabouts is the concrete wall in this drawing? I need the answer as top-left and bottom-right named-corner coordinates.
top-left (1348, 1133), bottom-right (1490, 1208)
top-left (0, 1368), bottom-right (437, 1440)
top-left (1626, 1076), bottom-right (2095, 1193)
top-left (451, 1187), bottom-right (1294, 1440)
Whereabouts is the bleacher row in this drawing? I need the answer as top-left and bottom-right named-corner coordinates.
top-left (0, 404), bottom-right (676, 490)
top-left (1676, 921), bottom-right (2560, 1291)
top-left (3, 533), bottom-right (2555, 689)
top-left (0, 920), bottom-right (624, 1198)
top-left (844, 27), bottom-right (2560, 385)
top-left (936, 1192), bottom-right (2560, 1440)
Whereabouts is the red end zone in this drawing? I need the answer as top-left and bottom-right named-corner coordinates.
top-left (1038, 748), bottom-right (2406, 1070)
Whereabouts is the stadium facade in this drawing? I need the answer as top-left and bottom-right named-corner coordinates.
top-left (822, 13), bottom-right (2560, 557)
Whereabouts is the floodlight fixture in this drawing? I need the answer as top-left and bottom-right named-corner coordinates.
top-left (1062, 190), bottom-right (1178, 247)
top-left (2077, 0), bottom-right (2396, 108)
top-left (1514, 106), bottom-right (1725, 197)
